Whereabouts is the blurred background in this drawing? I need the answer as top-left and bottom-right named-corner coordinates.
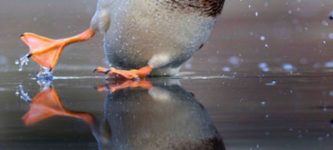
top-left (1, 0), bottom-right (333, 75)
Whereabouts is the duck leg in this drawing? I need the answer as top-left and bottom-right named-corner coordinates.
top-left (20, 28), bottom-right (95, 70)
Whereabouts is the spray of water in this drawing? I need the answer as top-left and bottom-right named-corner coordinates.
top-left (16, 85), bottom-right (32, 103)
top-left (36, 67), bottom-right (53, 81)
top-left (15, 54), bottom-right (30, 71)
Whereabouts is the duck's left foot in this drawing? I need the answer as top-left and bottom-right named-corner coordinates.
top-left (94, 66), bottom-right (153, 80)
top-left (19, 28), bottom-right (95, 70)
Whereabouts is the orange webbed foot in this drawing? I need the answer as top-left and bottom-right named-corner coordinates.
top-left (96, 80), bottom-right (153, 93)
top-left (19, 28), bottom-right (95, 70)
top-left (22, 87), bottom-right (95, 126)
top-left (94, 66), bottom-right (153, 80)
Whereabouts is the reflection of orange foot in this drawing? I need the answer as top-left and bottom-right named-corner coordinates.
top-left (20, 28), bottom-right (95, 69)
top-left (96, 80), bottom-right (153, 92)
top-left (94, 66), bottom-right (152, 80)
top-left (22, 88), bottom-right (94, 126)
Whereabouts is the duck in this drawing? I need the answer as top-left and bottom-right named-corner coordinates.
top-left (20, 0), bottom-right (225, 79)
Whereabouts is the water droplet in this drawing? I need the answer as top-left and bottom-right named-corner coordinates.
top-left (282, 63), bottom-right (295, 72)
top-left (260, 101), bottom-right (267, 106)
top-left (258, 62), bottom-right (270, 72)
top-left (255, 12), bottom-right (259, 17)
top-left (258, 62), bottom-right (268, 68)
top-left (260, 36), bottom-right (266, 41)
top-left (288, 10), bottom-right (293, 14)
top-left (228, 56), bottom-right (241, 66)
top-left (16, 54), bottom-right (30, 71)
top-left (265, 114), bottom-right (270, 118)
top-left (223, 67), bottom-right (231, 72)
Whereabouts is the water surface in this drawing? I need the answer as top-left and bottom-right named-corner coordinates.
top-left (1, 72), bottom-right (333, 149)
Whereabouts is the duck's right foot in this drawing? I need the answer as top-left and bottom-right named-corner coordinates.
top-left (94, 66), bottom-right (153, 80)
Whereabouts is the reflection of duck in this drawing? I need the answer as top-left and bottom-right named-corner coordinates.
top-left (101, 79), bottom-right (225, 150)
top-left (19, 79), bottom-right (224, 150)
top-left (19, 0), bottom-right (225, 79)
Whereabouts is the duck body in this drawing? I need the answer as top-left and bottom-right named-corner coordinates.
top-left (94, 0), bottom-right (225, 75)
top-left (19, 0), bottom-right (224, 79)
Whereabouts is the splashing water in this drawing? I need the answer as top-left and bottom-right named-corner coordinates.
top-left (35, 67), bottom-right (53, 89)
top-left (36, 79), bottom-right (53, 90)
top-left (15, 54), bottom-right (30, 71)
top-left (36, 67), bottom-right (53, 81)
top-left (16, 85), bottom-right (31, 103)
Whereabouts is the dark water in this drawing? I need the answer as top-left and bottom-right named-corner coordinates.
top-left (1, 72), bottom-right (333, 150)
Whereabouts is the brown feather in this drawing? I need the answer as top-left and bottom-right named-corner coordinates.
top-left (156, 0), bottom-right (225, 17)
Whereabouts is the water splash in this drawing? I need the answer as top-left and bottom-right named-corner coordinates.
top-left (36, 79), bottom-right (53, 90)
top-left (282, 63), bottom-right (295, 72)
top-left (258, 62), bottom-right (270, 72)
top-left (15, 54), bottom-right (30, 71)
top-left (16, 85), bottom-right (31, 103)
top-left (36, 67), bottom-right (53, 81)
